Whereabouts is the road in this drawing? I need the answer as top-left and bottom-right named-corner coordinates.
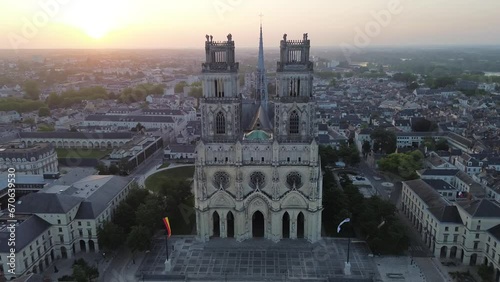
top-left (356, 159), bottom-right (390, 199)
top-left (130, 148), bottom-right (165, 186)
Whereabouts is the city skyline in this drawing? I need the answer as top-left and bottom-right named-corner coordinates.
top-left (1, 0), bottom-right (500, 49)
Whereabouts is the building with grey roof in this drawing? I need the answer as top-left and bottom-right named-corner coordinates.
top-left (0, 175), bottom-right (134, 280)
top-left (400, 179), bottom-right (500, 273)
top-left (18, 132), bottom-right (134, 149)
top-left (0, 142), bottom-right (58, 175)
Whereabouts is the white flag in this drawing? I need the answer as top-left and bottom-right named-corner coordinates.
top-left (337, 218), bottom-right (350, 233)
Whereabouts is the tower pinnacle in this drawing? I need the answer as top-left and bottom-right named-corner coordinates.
top-left (256, 15), bottom-right (268, 107)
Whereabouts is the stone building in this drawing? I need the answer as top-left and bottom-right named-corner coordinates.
top-left (194, 30), bottom-right (322, 243)
top-left (0, 175), bottom-right (134, 280)
top-left (0, 142), bottom-right (58, 174)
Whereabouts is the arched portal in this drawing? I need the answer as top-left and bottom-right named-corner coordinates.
top-left (440, 246), bottom-right (447, 258)
top-left (470, 253), bottom-right (478, 266)
top-left (227, 211), bottom-right (234, 238)
top-left (450, 246), bottom-right (457, 259)
top-left (80, 240), bottom-right (86, 252)
top-left (61, 246), bottom-right (68, 259)
top-left (282, 212), bottom-right (290, 239)
top-left (89, 240), bottom-right (96, 252)
top-left (212, 211), bottom-right (220, 237)
top-left (297, 212), bottom-right (305, 239)
top-left (252, 211), bottom-right (265, 238)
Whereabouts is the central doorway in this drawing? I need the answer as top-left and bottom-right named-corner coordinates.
top-left (297, 212), bottom-right (305, 239)
top-left (252, 211), bottom-right (265, 238)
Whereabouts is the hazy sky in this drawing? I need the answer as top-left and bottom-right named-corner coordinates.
top-left (1, 0), bottom-right (500, 49)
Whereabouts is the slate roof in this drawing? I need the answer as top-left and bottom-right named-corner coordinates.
top-left (248, 105), bottom-right (273, 131)
top-left (0, 215), bottom-right (51, 252)
top-left (19, 132), bottom-right (133, 139)
top-left (421, 169), bottom-right (459, 176)
top-left (16, 193), bottom-right (83, 214)
top-left (404, 179), bottom-right (448, 209)
top-left (487, 224), bottom-right (500, 241)
top-left (427, 206), bottom-right (463, 224)
top-left (423, 179), bottom-right (455, 191)
top-left (68, 176), bottom-right (132, 219)
top-left (457, 199), bottom-right (500, 218)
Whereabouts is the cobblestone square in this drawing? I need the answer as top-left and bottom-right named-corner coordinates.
top-left (137, 236), bottom-right (380, 281)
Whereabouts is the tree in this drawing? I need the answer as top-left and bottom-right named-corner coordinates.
top-left (24, 80), bottom-right (40, 100)
top-left (113, 202), bottom-right (136, 233)
top-left (392, 72), bottom-right (417, 84)
top-left (370, 128), bottom-right (397, 154)
top-left (96, 162), bottom-right (108, 175)
top-left (135, 123), bottom-right (145, 132)
top-left (125, 186), bottom-right (150, 209)
top-left (188, 86), bottom-right (202, 98)
top-left (38, 107), bottom-right (51, 117)
top-left (46, 92), bottom-right (62, 108)
top-left (97, 222), bottom-right (126, 251)
top-left (108, 164), bottom-right (119, 175)
top-left (411, 118), bottom-right (437, 132)
top-left (174, 81), bottom-right (187, 93)
top-left (127, 226), bottom-right (152, 252)
top-left (378, 151), bottom-right (422, 180)
top-left (118, 158), bottom-right (131, 175)
top-left (135, 194), bottom-right (166, 234)
top-left (319, 145), bottom-right (338, 168)
top-left (435, 138), bottom-right (449, 151)
top-left (477, 264), bottom-right (494, 282)
top-left (72, 264), bottom-right (87, 282)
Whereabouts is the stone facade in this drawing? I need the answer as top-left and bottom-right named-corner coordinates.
top-left (195, 32), bottom-right (322, 243)
top-left (0, 142), bottom-right (58, 174)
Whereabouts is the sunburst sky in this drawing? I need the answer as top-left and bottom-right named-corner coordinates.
top-left (1, 0), bottom-right (500, 49)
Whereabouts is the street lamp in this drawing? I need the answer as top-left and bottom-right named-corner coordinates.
top-left (337, 217), bottom-right (352, 275)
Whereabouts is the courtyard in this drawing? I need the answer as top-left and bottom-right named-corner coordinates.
top-left (137, 236), bottom-right (379, 281)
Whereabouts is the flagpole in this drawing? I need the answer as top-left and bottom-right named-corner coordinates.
top-left (165, 234), bottom-right (169, 261)
top-left (347, 236), bottom-right (350, 264)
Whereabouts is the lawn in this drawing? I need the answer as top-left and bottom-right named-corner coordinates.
top-left (56, 148), bottom-right (111, 159)
top-left (145, 166), bottom-right (195, 193)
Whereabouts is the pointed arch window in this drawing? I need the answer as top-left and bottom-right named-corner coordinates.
top-left (215, 111), bottom-right (226, 134)
top-left (289, 110), bottom-right (299, 134)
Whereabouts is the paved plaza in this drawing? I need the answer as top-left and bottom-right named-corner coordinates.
top-left (138, 236), bottom-right (380, 281)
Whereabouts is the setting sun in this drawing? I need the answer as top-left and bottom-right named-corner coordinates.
top-left (62, 0), bottom-right (131, 40)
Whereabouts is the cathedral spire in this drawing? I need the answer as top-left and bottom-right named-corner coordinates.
top-left (256, 14), bottom-right (268, 108)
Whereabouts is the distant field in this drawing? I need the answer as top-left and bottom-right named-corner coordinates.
top-left (145, 166), bottom-right (195, 193)
top-left (55, 148), bottom-right (111, 159)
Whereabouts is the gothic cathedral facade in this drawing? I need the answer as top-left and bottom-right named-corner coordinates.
top-left (194, 32), bottom-right (322, 243)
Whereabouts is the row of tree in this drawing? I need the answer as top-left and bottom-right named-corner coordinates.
top-left (321, 149), bottom-right (409, 254)
top-left (98, 176), bottom-right (195, 255)
top-left (97, 185), bottom-right (160, 255)
top-left (319, 142), bottom-right (361, 168)
top-left (58, 259), bottom-right (99, 282)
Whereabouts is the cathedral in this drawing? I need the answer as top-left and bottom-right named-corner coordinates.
top-left (194, 26), bottom-right (322, 243)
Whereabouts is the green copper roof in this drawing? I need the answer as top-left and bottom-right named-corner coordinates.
top-left (244, 130), bottom-right (272, 141)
